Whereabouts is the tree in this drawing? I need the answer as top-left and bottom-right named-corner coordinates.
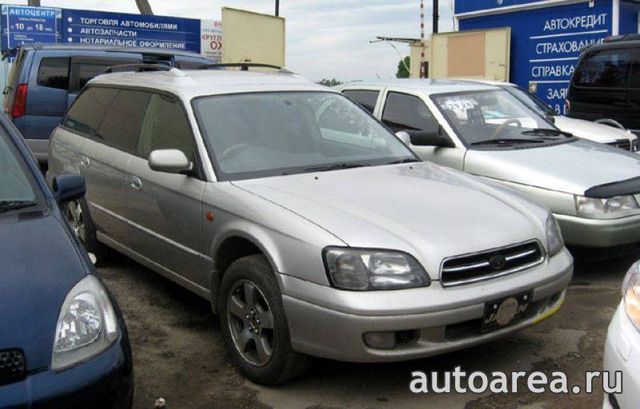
top-left (396, 56), bottom-right (411, 78)
top-left (135, 0), bottom-right (154, 15)
top-left (318, 78), bottom-right (343, 87)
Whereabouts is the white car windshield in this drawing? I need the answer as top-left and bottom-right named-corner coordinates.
top-left (432, 89), bottom-right (565, 147)
top-left (193, 92), bottom-right (417, 180)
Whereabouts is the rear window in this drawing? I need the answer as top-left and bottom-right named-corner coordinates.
top-left (343, 89), bottom-right (379, 113)
top-left (37, 57), bottom-right (70, 90)
top-left (573, 48), bottom-right (633, 88)
top-left (98, 89), bottom-right (151, 152)
top-left (63, 87), bottom-right (117, 137)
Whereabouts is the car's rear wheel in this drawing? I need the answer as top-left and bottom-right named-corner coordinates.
top-left (64, 197), bottom-right (109, 261)
top-left (218, 254), bottom-right (310, 385)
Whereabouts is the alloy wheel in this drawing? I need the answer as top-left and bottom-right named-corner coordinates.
top-left (226, 279), bottom-right (275, 367)
top-left (65, 200), bottom-right (86, 243)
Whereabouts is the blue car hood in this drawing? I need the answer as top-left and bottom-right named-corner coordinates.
top-left (0, 213), bottom-right (87, 372)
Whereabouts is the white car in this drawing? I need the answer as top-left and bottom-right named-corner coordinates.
top-left (467, 80), bottom-right (638, 152)
top-left (603, 262), bottom-right (640, 408)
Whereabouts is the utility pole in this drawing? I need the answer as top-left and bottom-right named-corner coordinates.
top-left (27, 0), bottom-right (40, 6)
top-left (135, 0), bottom-right (154, 15)
top-left (275, 0), bottom-right (280, 16)
top-left (420, 1), bottom-right (425, 78)
top-left (433, 0), bottom-right (439, 34)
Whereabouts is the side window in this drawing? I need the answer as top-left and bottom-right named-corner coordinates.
top-left (37, 57), bottom-right (70, 90)
top-left (343, 89), bottom-right (380, 113)
top-left (137, 94), bottom-right (195, 162)
top-left (573, 49), bottom-right (632, 88)
top-left (97, 89), bottom-right (151, 152)
top-left (75, 63), bottom-right (112, 91)
top-left (381, 92), bottom-right (438, 132)
top-left (63, 87), bottom-right (117, 137)
top-left (629, 55), bottom-right (640, 89)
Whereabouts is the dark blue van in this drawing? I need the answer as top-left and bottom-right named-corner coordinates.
top-left (2, 44), bottom-right (212, 163)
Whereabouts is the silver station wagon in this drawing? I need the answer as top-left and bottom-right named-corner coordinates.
top-left (339, 79), bottom-right (640, 249)
top-left (48, 66), bottom-right (572, 384)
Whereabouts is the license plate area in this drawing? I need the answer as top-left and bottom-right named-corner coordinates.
top-left (481, 291), bottom-right (531, 333)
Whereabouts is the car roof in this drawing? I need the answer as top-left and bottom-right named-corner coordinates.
top-left (341, 78), bottom-right (502, 95)
top-left (89, 68), bottom-right (334, 99)
top-left (21, 43), bottom-right (206, 58)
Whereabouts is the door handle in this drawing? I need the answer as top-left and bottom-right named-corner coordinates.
top-left (129, 176), bottom-right (142, 191)
top-left (80, 156), bottom-right (90, 167)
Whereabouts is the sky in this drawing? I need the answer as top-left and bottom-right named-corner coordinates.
top-left (3, 0), bottom-right (455, 81)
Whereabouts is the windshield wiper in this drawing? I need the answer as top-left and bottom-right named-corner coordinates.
top-left (521, 128), bottom-right (573, 138)
top-left (302, 162), bottom-right (368, 173)
top-left (385, 158), bottom-right (422, 165)
top-left (471, 138), bottom-right (545, 146)
top-left (0, 200), bottom-right (37, 213)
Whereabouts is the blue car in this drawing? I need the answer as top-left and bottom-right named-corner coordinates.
top-left (2, 44), bottom-right (213, 163)
top-left (0, 112), bottom-right (133, 408)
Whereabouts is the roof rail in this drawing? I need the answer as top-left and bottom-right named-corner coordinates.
top-left (103, 63), bottom-right (173, 74)
top-left (196, 63), bottom-right (293, 73)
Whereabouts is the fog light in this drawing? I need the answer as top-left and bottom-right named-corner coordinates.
top-left (363, 332), bottom-right (396, 349)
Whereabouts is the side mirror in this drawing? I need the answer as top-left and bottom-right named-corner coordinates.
top-left (52, 174), bottom-right (86, 204)
top-left (148, 149), bottom-right (193, 174)
top-left (402, 127), bottom-right (455, 148)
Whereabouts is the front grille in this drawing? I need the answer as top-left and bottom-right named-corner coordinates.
top-left (441, 240), bottom-right (544, 286)
top-left (0, 349), bottom-right (26, 386)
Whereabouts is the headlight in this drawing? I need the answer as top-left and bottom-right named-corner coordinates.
top-left (575, 195), bottom-right (639, 219)
top-left (623, 261), bottom-right (640, 331)
top-left (52, 275), bottom-right (119, 370)
top-left (546, 215), bottom-right (564, 256)
top-left (323, 248), bottom-right (430, 290)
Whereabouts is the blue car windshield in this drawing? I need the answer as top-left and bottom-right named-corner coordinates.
top-left (0, 130), bottom-right (39, 208)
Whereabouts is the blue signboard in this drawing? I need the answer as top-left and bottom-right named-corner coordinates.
top-left (61, 9), bottom-right (201, 53)
top-left (2, 5), bottom-right (61, 50)
top-left (459, 0), bottom-right (614, 114)
top-left (456, 0), bottom-right (547, 15)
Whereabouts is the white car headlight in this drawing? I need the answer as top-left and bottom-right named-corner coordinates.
top-left (546, 215), bottom-right (564, 256)
top-left (575, 195), bottom-right (639, 219)
top-left (623, 261), bottom-right (640, 331)
top-left (52, 275), bottom-right (119, 371)
top-left (324, 248), bottom-right (430, 290)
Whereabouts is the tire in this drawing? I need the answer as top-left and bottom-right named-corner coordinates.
top-left (63, 197), bottom-right (110, 262)
top-left (218, 254), bottom-right (310, 385)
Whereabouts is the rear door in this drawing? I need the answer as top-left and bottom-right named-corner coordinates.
top-left (126, 92), bottom-right (208, 291)
top-left (379, 90), bottom-right (465, 170)
top-left (569, 47), bottom-right (632, 126)
top-left (68, 55), bottom-right (141, 107)
top-left (76, 87), bottom-right (149, 246)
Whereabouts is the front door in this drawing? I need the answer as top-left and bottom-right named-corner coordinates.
top-left (126, 93), bottom-right (208, 290)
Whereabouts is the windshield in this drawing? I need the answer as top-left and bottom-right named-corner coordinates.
top-left (432, 89), bottom-right (562, 146)
top-left (193, 92), bottom-right (417, 180)
top-left (502, 86), bottom-right (555, 117)
top-left (0, 128), bottom-right (42, 213)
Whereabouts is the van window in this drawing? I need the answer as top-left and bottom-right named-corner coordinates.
top-left (381, 92), bottom-right (438, 132)
top-left (37, 57), bottom-right (70, 90)
top-left (137, 94), bottom-right (194, 161)
top-left (573, 49), bottom-right (633, 88)
top-left (97, 89), bottom-right (151, 152)
top-left (63, 87), bottom-right (117, 137)
top-left (343, 89), bottom-right (379, 113)
top-left (75, 63), bottom-right (112, 91)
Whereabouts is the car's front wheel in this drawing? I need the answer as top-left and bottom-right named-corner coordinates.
top-left (64, 197), bottom-right (109, 261)
top-left (218, 254), bottom-right (310, 385)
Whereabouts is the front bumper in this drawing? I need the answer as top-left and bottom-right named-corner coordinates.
top-left (603, 303), bottom-right (640, 409)
top-left (281, 249), bottom-right (573, 363)
top-left (0, 335), bottom-right (133, 409)
top-left (555, 213), bottom-right (640, 248)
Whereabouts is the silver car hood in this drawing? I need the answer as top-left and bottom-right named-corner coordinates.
top-left (553, 116), bottom-right (635, 143)
top-left (232, 162), bottom-right (547, 278)
top-left (464, 139), bottom-right (640, 195)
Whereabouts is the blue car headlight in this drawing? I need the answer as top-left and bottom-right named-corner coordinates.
top-left (51, 275), bottom-right (119, 371)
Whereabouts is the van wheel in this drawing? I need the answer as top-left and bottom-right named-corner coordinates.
top-left (218, 254), bottom-right (310, 385)
top-left (64, 198), bottom-right (109, 261)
